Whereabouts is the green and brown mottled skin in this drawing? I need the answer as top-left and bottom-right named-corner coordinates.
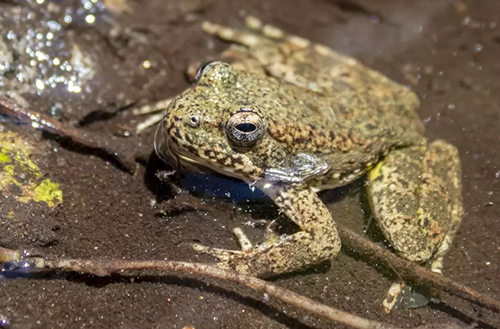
top-left (154, 17), bottom-right (463, 278)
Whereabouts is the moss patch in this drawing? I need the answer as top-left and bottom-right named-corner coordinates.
top-left (0, 127), bottom-right (62, 208)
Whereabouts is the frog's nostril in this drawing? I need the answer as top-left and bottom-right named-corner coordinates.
top-left (236, 123), bottom-right (256, 133)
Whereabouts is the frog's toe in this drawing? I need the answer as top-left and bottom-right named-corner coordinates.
top-left (133, 98), bottom-right (173, 133)
top-left (192, 243), bottom-right (242, 261)
top-left (383, 282), bottom-right (405, 313)
top-left (202, 21), bottom-right (260, 47)
top-left (191, 242), bottom-right (257, 275)
top-left (244, 16), bottom-right (284, 40)
top-left (383, 282), bottom-right (431, 313)
top-left (244, 16), bottom-right (311, 48)
top-left (233, 227), bottom-right (253, 251)
top-left (192, 227), bottom-right (254, 260)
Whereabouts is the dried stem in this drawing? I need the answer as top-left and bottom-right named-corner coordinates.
top-left (0, 246), bottom-right (399, 329)
top-left (1, 97), bottom-right (498, 325)
top-left (2, 231), bottom-right (498, 329)
top-left (0, 97), bottom-right (137, 172)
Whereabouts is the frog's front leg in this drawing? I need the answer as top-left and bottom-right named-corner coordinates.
top-left (367, 140), bottom-right (463, 311)
top-left (194, 184), bottom-right (341, 277)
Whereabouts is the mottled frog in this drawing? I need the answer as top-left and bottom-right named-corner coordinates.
top-left (152, 17), bottom-right (463, 287)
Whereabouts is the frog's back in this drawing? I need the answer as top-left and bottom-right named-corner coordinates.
top-left (252, 35), bottom-right (425, 139)
top-left (269, 73), bottom-right (424, 150)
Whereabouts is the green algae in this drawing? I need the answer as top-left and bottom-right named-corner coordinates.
top-left (0, 127), bottom-right (63, 208)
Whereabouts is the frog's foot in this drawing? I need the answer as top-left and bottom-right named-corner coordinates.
top-left (193, 226), bottom-right (265, 274)
top-left (133, 98), bottom-right (173, 133)
top-left (192, 228), bottom-right (252, 262)
top-left (193, 185), bottom-right (341, 277)
top-left (383, 282), bottom-right (434, 313)
top-left (367, 140), bottom-right (463, 312)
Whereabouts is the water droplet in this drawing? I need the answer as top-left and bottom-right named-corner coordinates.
top-left (51, 102), bottom-right (62, 116)
top-left (6, 31), bottom-right (16, 40)
top-left (473, 43), bottom-right (484, 52)
top-left (46, 20), bottom-right (61, 31)
top-left (0, 315), bottom-right (11, 329)
top-left (67, 83), bottom-right (82, 93)
top-left (83, 1), bottom-right (93, 10)
top-left (35, 79), bottom-right (45, 90)
top-left (85, 14), bottom-right (96, 24)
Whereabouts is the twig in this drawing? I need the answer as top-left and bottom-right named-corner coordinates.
top-left (0, 97), bottom-right (137, 172)
top-left (337, 226), bottom-right (500, 314)
top-left (0, 247), bottom-right (400, 329)
top-left (1, 97), bottom-right (498, 319)
top-left (161, 187), bottom-right (500, 315)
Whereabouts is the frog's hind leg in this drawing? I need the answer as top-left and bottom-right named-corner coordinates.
top-left (367, 140), bottom-right (463, 312)
top-left (218, 45), bottom-right (267, 75)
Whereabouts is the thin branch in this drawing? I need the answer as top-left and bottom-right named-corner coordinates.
top-left (160, 188), bottom-right (500, 315)
top-left (1, 97), bottom-right (498, 322)
top-left (337, 226), bottom-right (500, 314)
top-left (0, 246), bottom-right (400, 329)
top-left (0, 97), bottom-right (137, 172)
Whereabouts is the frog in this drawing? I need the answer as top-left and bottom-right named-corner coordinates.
top-left (147, 16), bottom-right (463, 307)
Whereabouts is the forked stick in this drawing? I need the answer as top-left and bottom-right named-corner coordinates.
top-left (0, 246), bottom-right (466, 329)
top-left (0, 98), bottom-right (498, 325)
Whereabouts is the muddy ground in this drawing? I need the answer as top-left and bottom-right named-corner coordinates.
top-left (1, 0), bottom-right (499, 328)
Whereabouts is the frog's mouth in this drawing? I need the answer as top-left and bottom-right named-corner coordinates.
top-left (154, 123), bottom-right (201, 172)
top-left (154, 122), bottom-right (249, 180)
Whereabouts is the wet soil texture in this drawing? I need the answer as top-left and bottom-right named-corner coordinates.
top-left (1, 0), bottom-right (499, 328)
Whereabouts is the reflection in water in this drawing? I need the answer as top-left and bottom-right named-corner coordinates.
top-left (180, 172), bottom-right (267, 201)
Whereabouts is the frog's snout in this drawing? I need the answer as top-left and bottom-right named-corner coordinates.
top-left (153, 115), bottom-right (178, 168)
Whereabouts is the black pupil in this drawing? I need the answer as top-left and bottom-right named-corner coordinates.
top-left (235, 123), bottom-right (256, 133)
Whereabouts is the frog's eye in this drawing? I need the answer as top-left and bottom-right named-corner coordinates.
top-left (195, 61), bottom-right (222, 82)
top-left (225, 112), bottom-right (265, 148)
top-left (187, 115), bottom-right (201, 128)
